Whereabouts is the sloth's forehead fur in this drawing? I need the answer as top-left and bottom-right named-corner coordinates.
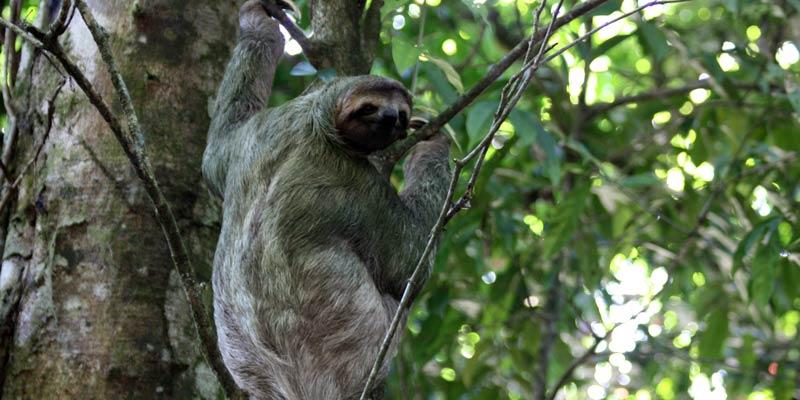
top-left (332, 76), bottom-right (412, 116)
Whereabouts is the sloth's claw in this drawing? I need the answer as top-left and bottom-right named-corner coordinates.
top-left (260, 0), bottom-right (301, 20)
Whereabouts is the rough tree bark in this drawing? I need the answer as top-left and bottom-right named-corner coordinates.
top-left (0, 0), bottom-right (238, 398)
top-left (0, 0), bottom-right (381, 398)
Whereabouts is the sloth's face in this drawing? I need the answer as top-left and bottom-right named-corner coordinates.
top-left (335, 82), bottom-right (412, 154)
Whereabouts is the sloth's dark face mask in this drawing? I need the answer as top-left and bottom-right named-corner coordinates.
top-left (335, 80), bottom-right (412, 154)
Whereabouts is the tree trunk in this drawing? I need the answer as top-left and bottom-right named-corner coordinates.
top-left (0, 0), bottom-right (237, 398)
top-left (0, 0), bottom-right (381, 398)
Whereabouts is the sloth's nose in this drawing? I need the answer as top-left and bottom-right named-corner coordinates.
top-left (378, 109), bottom-right (399, 127)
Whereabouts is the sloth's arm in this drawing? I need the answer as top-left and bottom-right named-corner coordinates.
top-left (384, 134), bottom-right (451, 299)
top-left (203, 1), bottom-right (284, 195)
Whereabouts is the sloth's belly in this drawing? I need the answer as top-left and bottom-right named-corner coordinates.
top-left (217, 197), bottom-right (387, 335)
top-left (214, 234), bottom-right (399, 396)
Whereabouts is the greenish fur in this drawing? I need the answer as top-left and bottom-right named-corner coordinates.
top-left (202, 3), bottom-right (450, 399)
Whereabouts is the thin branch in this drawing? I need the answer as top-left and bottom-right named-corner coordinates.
top-left (358, 140), bottom-right (462, 400)
top-left (46, 0), bottom-right (74, 38)
top-left (0, 18), bottom-right (44, 48)
top-left (531, 0), bottom-right (691, 72)
top-left (0, 161), bottom-right (11, 185)
top-left (1, 0), bottom-right (71, 197)
top-left (445, 1), bottom-right (560, 222)
top-left (4, 0), bottom-right (22, 87)
top-left (546, 104), bottom-right (748, 399)
top-left (0, 80), bottom-right (64, 215)
top-left (361, 1), bottom-right (685, 398)
top-left (373, 0), bottom-right (613, 166)
top-left (0, 0), bottom-right (23, 181)
top-left (361, 0), bottom-right (385, 61)
top-left (410, 5), bottom-right (427, 95)
top-left (454, 23), bottom-right (486, 70)
top-left (261, 0), bottom-right (314, 58)
top-left (588, 79), bottom-right (709, 115)
top-left (71, 1), bottom-right (242, 397)
top-left (360, 0), bottom-right (565, 397)
top-left (546, 338), bottom-right (600, 400)
top-left (545, 279), bottom-right (670, 399)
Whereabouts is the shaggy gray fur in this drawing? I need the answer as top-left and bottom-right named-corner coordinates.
top-left (202, 3), bottom-right (451, 399)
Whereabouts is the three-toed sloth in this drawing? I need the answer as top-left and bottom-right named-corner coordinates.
top-left (202, 1), bottom-right (451, 399)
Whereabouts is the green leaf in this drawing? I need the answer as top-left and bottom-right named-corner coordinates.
top-left (749, 237), bottom-right (780, 309)
top-left (588, 0), bottom-right (622, 17)
top-left (592, 33), bottom-right (634, 57)
top-left (425, 56), bottom-right (464, 93)
top-left (637, 22), bottom-right (669, 61)
top-left (543, 183), bottom-right (591, 258)
top-left (733, 217), bottom-right (780, 273)
top-left (698, 307), bottom-right (729, 359)
top-left (619, 173), bottom-right (661, 188)
top-left (466, 101), bottom-right (498, 143)
top-left (421, 62), bottom-right (458, 104)
top-left (738, 334), bottom-right (756, 368)
top-left (721, 0), bottom-right (740, 14)
top-left (392, 39), bottom-right (421, 75)
top-left (577, 238), bottom-right (601, 288)
top-left (510, 110), bottom-right (562, 184)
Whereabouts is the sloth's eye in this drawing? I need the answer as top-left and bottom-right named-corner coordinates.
top-left (357, 104), bottom-right (378, 115)
top-left (399, 111), bottom-right (409, 126)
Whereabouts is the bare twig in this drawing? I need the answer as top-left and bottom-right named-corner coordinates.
top-left (361, 1), bottom-right (685, 398)
top-left (410, 5), bottom-right (427, 95)
top-left (361, 0), bottom-right (385, 61)
top-left (0, 80), bottom-right (64, 214)
top-left (4, 0), bottom-right (22, 88)
top-left (445, 0), bottom-right (562, 222)
top-left (260, 0), bottom-right (313, 57)
top-left (1, 0), bottom-right (23, 186)
top-left (531, 0), bottom-right (691, 71)
top-left (454, 23), bottom-right (486, 70)
top-left (588, 79), bottom-right (709, 115)
top-left (373, 0), bottom-right (613, 166)
top-left (545, 279), bottom-right (669, 399)
top-left (47, 0), bottom-right (74, 38)
top-left (546, 338), bottom-right (601, 400)
top-left (0, 161), bottom-right (11, 185)
top-left (360, 0), bottom-right (565, 397)
top-left (0, 18), bottom-right (43, 48)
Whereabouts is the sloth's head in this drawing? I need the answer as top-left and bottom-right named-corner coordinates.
top-left (334, 77), bottom-right (412, 154)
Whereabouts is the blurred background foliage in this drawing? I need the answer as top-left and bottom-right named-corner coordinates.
top-left (5, 0), bottom-right (800, 399)
top-left (364, 1), bottom-right (799, 399)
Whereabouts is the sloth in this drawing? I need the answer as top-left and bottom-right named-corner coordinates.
top-left (202, 1), bottom-right (451, 399)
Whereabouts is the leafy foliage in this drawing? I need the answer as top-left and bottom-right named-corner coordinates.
top-left (361, 1), bottom-right (799, 399)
